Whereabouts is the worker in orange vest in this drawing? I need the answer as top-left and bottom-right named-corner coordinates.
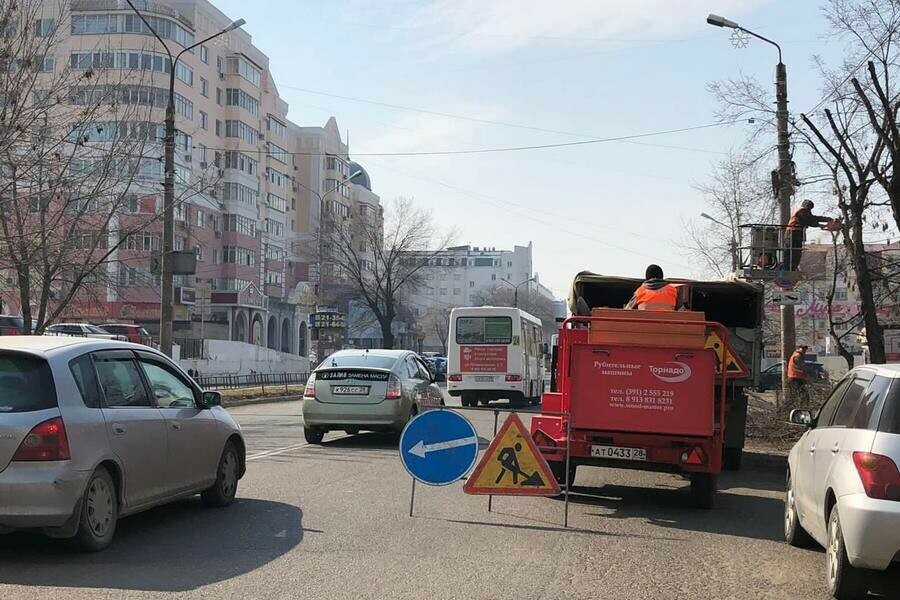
top-left (625, 265), bottom-right (678, 311)
top-left (787, 345), bottom-right (810, 403)
top-left (786, 200), bottom-right (832, 271)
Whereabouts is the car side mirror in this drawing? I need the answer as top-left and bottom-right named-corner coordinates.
top-left (202, 390), bottom-right (222, 408)
top-left (789, 409), bottom-right (813, 427)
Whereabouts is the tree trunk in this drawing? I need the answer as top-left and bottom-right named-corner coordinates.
top-left (380, 311), bottom-right (395, 349)
top-left (848, 224), bottom-right (885, 363)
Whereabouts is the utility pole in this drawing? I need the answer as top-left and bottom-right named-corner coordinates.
top-left (775, 60), bottom-right (796, 393)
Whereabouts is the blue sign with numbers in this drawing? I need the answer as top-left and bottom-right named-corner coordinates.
top-left (399, 410), bottom-right (479, 486)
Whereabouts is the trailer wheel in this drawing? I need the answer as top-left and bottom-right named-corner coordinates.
top-left (461, 394), bottom-right (474, 407)
top-left (549, 461), bottom-right (576, 486)
top-left (722, 447), bottom-right (742, 471)
top-left (690, 473), bottom-right (717, 509)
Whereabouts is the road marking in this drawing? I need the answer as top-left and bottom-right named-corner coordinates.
top-left (246, 442), bottom-right (310, 461)
top-left (408, 436), bottom-right (479, 458)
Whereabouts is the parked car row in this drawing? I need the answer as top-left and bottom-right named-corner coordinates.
top-left (0, 336), bottom-right (244, 552)
top-left (0, 316), bottom-right (151, 345)
top-left (785, 364), bottom-right (900, 599)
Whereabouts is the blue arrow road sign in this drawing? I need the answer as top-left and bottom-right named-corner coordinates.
top-left (399, 410), bottom-right (479, 486)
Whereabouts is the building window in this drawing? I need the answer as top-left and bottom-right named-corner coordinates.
top-left (198, 144), bottom-right (207, 164)
top-left (222, 182), bottom-right (257, 206)
top-left (268, 168), bottom-right (288, 187)
top-left (200, 77), bottom-right (208, 97)
top-left (266, 193), bottom-right (287, 212)
top-left (267, 116), bottom-right (286, 137)
top-left (835, 289), bottom-right (848, 301)
top-left (224, 151), bottom-right (259, 175)
top-left (266, 142), bottom-right (290, 164)
top-left (224, 214), bottom-right (256, 236)
top-left (174, 93), bottom-right (192, 119)
top-left (216, 87), bottom-right (222, 105)
top-left (195, 244), bottom-right (203, 261)
top-left (225, 88), bottom-right (260, 115)
top-left (215, 119), bottom-right (222, 137)
top-left (491, 274), bottom-right (496, 281)
top-left (225, 56), bottom-right (261, 87)
top-left (439, 288), bottom-right (447, 295)
top-left (507, 261), bottom-right (512, 267)
top-left (224, 120), bottom-right (259, 144)
top-left (33, 18), bottom-right (55, 37)
top-left (453, 288), bottom-right (461, 295)
top-left (200, 45), bottom-right (209, 64)
top-left (196, 210), bottom-right (204, 228)
top-left (223, 246), bottom-right (255, 266)
top-left (469, 281), bottom-right (474, 287)
top-left (199, 110), bottom-right (208, 130)
top-left (71, 14), bottom-right (195, 47)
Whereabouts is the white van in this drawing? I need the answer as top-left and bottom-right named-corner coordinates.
top-left (447, 307), bottom-right (544, 406)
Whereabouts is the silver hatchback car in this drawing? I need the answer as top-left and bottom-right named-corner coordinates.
top-left (302, 349), bottom-right (444, 444)
top-left (0, 337), bottom-right (246, 552)
top-left (785, 365), bottom-right (900, 599)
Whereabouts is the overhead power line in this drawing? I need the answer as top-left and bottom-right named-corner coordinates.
top-left (197, 120), bottom-right (742, 157)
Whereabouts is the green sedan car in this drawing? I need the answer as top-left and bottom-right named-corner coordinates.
top-left (302, 349), bottom-right (444, 444)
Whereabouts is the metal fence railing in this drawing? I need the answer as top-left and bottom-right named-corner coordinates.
top-left (195, 372), bottom-right (309, 391)
top-left (175, 338), bottom-right (204, 359)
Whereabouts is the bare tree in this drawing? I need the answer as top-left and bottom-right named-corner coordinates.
top-left (321, 197), bottom-right (452, 349)
top-left (684, 149), bottom-right (776, 277)
top-left (420, 305), bottom-right (452, 355)
top-left (0, 1), bottom-right (214, 333)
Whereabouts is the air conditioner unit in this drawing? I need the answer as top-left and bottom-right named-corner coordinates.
top-left (183, 154), bottom-right (192, 162)
top-left (199, 161), bottom-right (208, 169)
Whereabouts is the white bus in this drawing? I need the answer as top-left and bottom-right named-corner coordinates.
top-left (447, 306), bottom-right (545, 407)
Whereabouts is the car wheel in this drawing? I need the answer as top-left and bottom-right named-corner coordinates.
top-left (826, 507), bottom-right (869, 599)
top-left (344, 428), bottom-right (360, 435)
top-left (689, 473), bottom-right (717, 509)
top-left (784, 471), bottom-right (813, 547)
top-left (304, 426), bottom-right (325, 444)
top-left (73, 467), bottom-right (117, 552)
top-left (202, 441), bottom-right (240, 507)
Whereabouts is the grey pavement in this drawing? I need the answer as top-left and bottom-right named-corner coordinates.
top-left (0, 396), bottom-right (871, 599)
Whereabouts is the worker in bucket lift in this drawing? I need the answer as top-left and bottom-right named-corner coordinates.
top-left (786, 200), bottom-right (834, 271)
top-left (625, 264), bottom-right (679, 311)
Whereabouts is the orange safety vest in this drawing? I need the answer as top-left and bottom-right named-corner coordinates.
top-left (787, 351), bottom-right (807, 380)
top-left (633, 283), bottom-right (678, 311)
top-left (787, 208), bottom-right (806, 230)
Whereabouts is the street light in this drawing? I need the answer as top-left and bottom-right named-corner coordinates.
top-left (707, 12), bottom-right (794, 394)
top-left (125, 1), bottom-right (245, 357)
top-left (699, 213), bottom-right (739, 273)
top-left (500, 277), bottom-right (536, 308)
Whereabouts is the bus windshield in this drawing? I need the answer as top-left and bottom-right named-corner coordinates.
top-left (456, 316), bottom-right (512, 344)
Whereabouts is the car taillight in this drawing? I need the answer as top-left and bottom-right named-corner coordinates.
top-left (303, 374), bottom-right (316, 399)
top-left (12, 417), bottom-right (70, 461)
top-left (680, 447), bottom-right (705, 466)
top-left (505, 374), bottom-right (523, 382)
top-left (448, 374), bottom-right (462, 382)
top-left (386, 374), bottom-right (402, 399)
top-left (853, 452), bottom-right (900, 501)
top-left (2, 327), bottom-right (20, 335)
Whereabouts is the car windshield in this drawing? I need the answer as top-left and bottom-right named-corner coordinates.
top-left (456, 316), bottom-right (513, 344)
top-left (0, 353), bottom-right (56, 413)
top-left (319, 354), bottom-right (398, 370)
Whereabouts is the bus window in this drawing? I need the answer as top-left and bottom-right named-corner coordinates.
top-left (456, 316), bottom-right (512, 344)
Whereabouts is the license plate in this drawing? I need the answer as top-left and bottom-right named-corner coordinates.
top-left (332, 385), bottom-right (369, 395)
top-left (590, 445), bottom-right (647, 461)
top-left (474, 376), bottom-right (494, 382)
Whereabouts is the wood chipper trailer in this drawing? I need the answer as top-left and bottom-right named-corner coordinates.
top-left (531, 273), bottom-right (763, 508)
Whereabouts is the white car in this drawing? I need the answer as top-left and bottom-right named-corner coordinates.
top-left (46, 323), bottom-right (126, 341)
top-left (785, 364), bottom-right (900, 599)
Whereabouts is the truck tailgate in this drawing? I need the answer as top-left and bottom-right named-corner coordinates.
top-left (569, 345), bottom-right (716, 436)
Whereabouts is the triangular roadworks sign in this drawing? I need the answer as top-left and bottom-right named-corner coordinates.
top-left (704, 331), bottom-right (750, 378)
top-left (464, 413), bottom-right (560, 496)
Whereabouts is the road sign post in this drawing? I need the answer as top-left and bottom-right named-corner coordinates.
top-left (400, 409), bottom-right (479, 516)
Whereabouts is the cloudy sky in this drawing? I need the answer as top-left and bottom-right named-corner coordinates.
top-left (215, 0), bottom-right (838, 297)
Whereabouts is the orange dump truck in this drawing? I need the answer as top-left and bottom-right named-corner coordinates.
top-left (532, 272), bottom-right (763, 507)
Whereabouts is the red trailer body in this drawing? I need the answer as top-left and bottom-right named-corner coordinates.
top-left (531, 314), bottom-right (729, 507)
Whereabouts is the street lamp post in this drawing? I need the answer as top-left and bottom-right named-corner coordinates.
top-left (125, 1), bottom-right (245, 357)
top-left (500, 277), bottom-right (536, 308)
top-left (699, 212), bottom-right (739, 273)
top-left (707, 13), bottom-right (795, 394)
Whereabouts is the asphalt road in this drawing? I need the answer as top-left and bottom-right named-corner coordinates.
top-left (0, 395), bottom-right (894, 599)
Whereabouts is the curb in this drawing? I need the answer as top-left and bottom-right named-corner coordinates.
top-left (741, 450), bottom-right (788, 471)
top-left (221, 394), bottom-right (302, 408)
